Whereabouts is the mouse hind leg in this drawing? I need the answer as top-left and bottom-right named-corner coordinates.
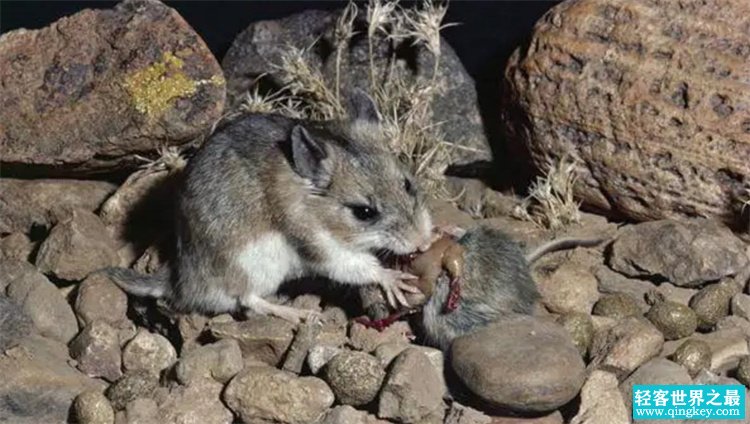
top-left (242, 294), bottom-right (320, 324)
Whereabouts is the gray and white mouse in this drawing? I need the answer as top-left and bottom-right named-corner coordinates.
top-left (106, 90), bottom-right (433, 323)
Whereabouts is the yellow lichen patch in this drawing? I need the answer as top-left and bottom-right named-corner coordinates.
top-left (123, 52), bottom-right (223, 119)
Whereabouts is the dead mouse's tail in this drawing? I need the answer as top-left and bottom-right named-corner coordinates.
top-left (525, 238), bottom-right (606, 264)
top-left (102, 267), bottom-right (171, 298)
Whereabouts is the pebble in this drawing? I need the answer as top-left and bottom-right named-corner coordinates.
top-left (209, 315), bottom-right (295, 366)
top-left (74, 272), bottom-right (129, 327)
top-left (322, 351), bottom-right (386, 406)
top-left (379, 348), bottom-right (445, 422)
top-left (74, 390), bottom-right (115, 424)
top-left (690, 284), bottom-right (732, 330)
top-left (570, 371), bottom-right (629, 424)
top-left (69, 320), bottom-right (123, 382)
top-left (175, 339), bottom-right (243, 385)
top-left (645, 299), bottom-right (698, 340)
top-left (106, 370), bottom-right (159, 410)
top-left (536, 262), bottom-right (599, 314)
top-left (670, 339), bottom-right (712, 377)
top-left (592, 293), bottom-right (641, 319)
top-left (122, 329), bottom-right (177, 376)
top-left (556, 312), bottom-right (594, 357)
top-left (590, 317), bottom-right (664, 377)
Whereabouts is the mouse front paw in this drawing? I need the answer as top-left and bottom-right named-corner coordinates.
top-left (378, 269), bottom-right (421, 308)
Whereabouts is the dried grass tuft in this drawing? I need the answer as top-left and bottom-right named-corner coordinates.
top-left (512, 155), bottom-right (582, 231)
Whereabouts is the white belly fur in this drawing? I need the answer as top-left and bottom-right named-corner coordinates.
top-left (235, 232), bottom-right (304, 297)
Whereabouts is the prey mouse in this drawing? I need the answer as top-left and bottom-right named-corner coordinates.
top-left (362, 226), bottom-right (603, 350)
top-left (106, 90), bottom-right (433, 323)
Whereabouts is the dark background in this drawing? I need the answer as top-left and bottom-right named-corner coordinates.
top-left (2, 1), bottom-right (560, 185)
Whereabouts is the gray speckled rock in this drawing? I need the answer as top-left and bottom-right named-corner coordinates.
top-left (609, 219), bottom-right (748, 287)
top-left (671, 339), bottom-right (712, 378)
top-left (175, 339), bottom-right (243, 385)
top-left (593, 293), bottom-right (641, 319)
top-left (690, 284), bottom-right (733, 330)
top-left (106, 370), bottom-right (159, 410)
top-left (537, 262), bottom-right (600, 314)
top-left (3, 260), bottom-right (78, 343)
top-left (645, 300), bottom-right (698, 340)
top-left (74, 390), bottom-right (115, 424)
top-left (209, 315), bottom-right (295, 366)
top-left (322, 351), bottom-right (386, 406)
top-left (557, 312), bottom-right (594, 358)
top-left (451, 315), bottom-right (585, 412)
top-left (121, 329), bottom-right (176, 376)
top-left (74, 272), bottom-right (129, 327)
top-left (379, 348), bottom-right (445, 422)
top-left (158, 379), bottom-right (233, 424)
top-left (69, 320), bottom-right (123, 382)
top-left (0, 295), bottom-right (33, 351)
top-left (223, 365), bottom-right (334, 424)
top-left (570, 371), bottom-right (629, 424)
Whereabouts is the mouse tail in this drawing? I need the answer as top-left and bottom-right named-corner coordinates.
top-left (101, 267), bottom-right (171, 298)
top-left (524, 237), bottom-right (605, 264)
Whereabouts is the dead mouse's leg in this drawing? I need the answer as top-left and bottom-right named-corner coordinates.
top-left (242, 294), bottom-right (320, 324)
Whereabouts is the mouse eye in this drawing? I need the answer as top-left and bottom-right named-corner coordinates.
top-left (348, 204), bottom-right (379, 222)
top-left (403, 178), bottom-right (415, 195)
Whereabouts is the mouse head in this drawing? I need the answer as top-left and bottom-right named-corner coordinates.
top-left (289, 90), bottom-right (433, 255)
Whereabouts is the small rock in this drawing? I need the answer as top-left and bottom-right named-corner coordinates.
top-left (374, 342), bottom-right (410, 367)
top-left (671, 339), bottom-right (712, 377)
top-left (175, 339), bottom-right (243, 385)
top-left (75, 272), bottom-right (129, 327)
top-left (592, 293), bottom-right (641, 319)
top-left (556, 312), bottom-right (594, 357)
top-left (317, 306), bottom-right (349, 347)
top-left (106, 370), bottom-right (159, 410)
top-left (736, 356), bottom-right (750, 387)
top-left (0, 233), bottom-right (34, 261)
top-left (620, 358), bottom-right (691, 418)
top-left (716, 315), bottom-right (750, 339)
top-left (159, 379), bottom-right (233, 424)
top-left (69, 320), bottom-right (123, 382)
top-left (209, 315), bottom-right (295, 366)
top-left (690, 284), bottom-right (733, 330)
top-left (645, 299), bottom-right (698, 340)
top-left (320, 405), bottom-right (390, 424)
top-left (379, 349), bottom-right (445, 422)
top-left (608, 219), bottom-right (749, 287)
top-left (731, 293), bottom-right (750, 320)
top-left (3, 259), bottom-right (79, 343)
top-left (536, 262), bottom-right (599, 314)
top-left (349, 320), bottom-right (412, 352)
top-left (590, 315), bottom-right (618, 334)
top-left (35, 209), bottom-right (120, 281)
top-left (451, 316), bottom-right (585, 412)
top-left (223, 365), bottom-right (334, 424)
top-left (322, 351), bottom-right (386, 406)
top-left (595, 266), bottom-right (652, 313)
top-left (0, 179), bottom-right (116, 234)
top-left (570, 371), bottom-right (629, 424)
top-left (0, 295), bottom-right (34, 351)
top-left (74, 390), bottom-right (115, 424)
top-left (590, 317), bottom-right (664, 377)
top-left (122, 329), bottom-right (177, 376)
top-left (290, 294), bottom-right (322, 312)
top-left (307, 345), bottom-right (344, 375)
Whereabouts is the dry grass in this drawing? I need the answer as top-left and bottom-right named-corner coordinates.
top-left (512, 155), bottom-right (582, 231)
top-left (231, 0), bottom-right (462, 201)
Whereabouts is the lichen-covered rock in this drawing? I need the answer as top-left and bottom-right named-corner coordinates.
top-left (35, 209), bottom-right (120, 281)
top-left (379, 348), bottom-right (445, 422)
top-left (557, 312), bottom-right (594, 357)
top-left (690, 284), bottom-right (733, 330)
top-left (592, 293), bottom-right (641, 319)
top-left (121, 329), bottom-right (177, 376)
top-left (0, 0), bottom-right (225, 176)
top-left (106, 370), bottom-right (159, 410)
top-left (75, 272), bottom-right (129, 327)
top-left (322, 351), bottom-right (386, 406)
top-left (223, 365), bottom-right (334, 424)
top-left (3, 260), bottom-right (79, 343)
top-left (608, 219), bottom-right (748, 287)
top-left (645, 299), bottom-right (698, 340)
top-left (590, 317), bottom-right (664, 377)
top-left (0, 179), bottom-right (117, 233)
top-left (174, 339), bottom-right (243, 385)
top-left (451, 316), bottom-right (585, 413)
top-left (69, 320), bottom-right (123, 382)
top-left (503, 0), bottom-right (750, 229)
top-left (671, 339), bottom-right (712, 377)
top-left (74, 390), bottom-right (115, 424)
top-left (209, 315), bottom-right (296, 366)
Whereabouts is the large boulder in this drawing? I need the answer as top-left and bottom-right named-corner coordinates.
top-left (0, 0), bottom-right (225, 176)
top-left (503, 0), bottom-right (750, 229)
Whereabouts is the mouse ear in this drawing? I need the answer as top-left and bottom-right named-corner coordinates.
top-left (290, 125), bottom-right (331, 188)
top-left (347, 88), bottom-right (381, 123)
